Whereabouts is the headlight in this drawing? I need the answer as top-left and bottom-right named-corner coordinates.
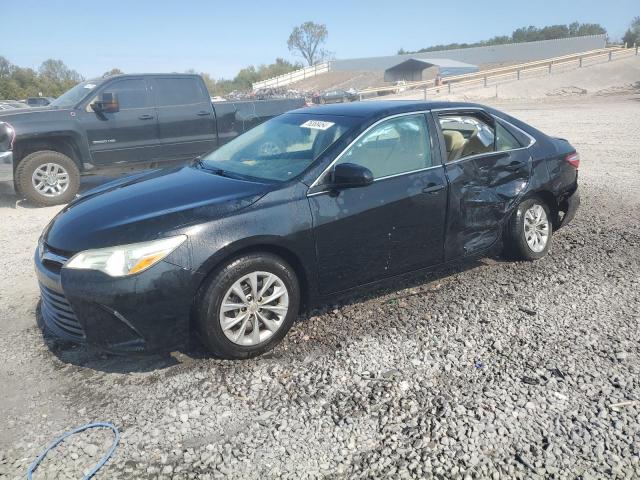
top-left (65, 235), bottom-right (187, 277)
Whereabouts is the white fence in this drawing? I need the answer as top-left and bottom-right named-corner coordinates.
top-left (252, 63), bottom-right (330, 90)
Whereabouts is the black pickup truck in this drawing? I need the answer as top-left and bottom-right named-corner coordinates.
top-left (0, 74), bottom-right (304, 205)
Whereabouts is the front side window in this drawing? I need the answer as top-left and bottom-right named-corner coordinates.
top-left (201, 114), bottom-right (355, 182)
top-left (105, 79), bottom-right (148, 109)
top-left (335, 114), bottom-right (432, 179)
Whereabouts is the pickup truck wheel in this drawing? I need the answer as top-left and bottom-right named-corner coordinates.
top-left (15, 151), bottom-right (80, 206)
top-left (195, 253), bottom-right (300, 359)
top-left (505, 197), bottom-right (553, 261)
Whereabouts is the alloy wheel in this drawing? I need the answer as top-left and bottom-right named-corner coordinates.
top-left (31, 163), bottom-right (70, 197)
top-left (523, 203), bottom-right (549, 253)
top-left (219, 271), bottom-right (289, 346)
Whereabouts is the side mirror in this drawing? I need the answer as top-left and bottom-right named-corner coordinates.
top-left (332, 163), bottom-right (374, 189)
top-left (91, 92), bottom-right (119, 114)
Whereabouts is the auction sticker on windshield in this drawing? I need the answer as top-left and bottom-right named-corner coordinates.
top-left (301, 120), bottom-right (335, 130)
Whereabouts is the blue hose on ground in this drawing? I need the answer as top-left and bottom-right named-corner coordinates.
top-left (26, 422), bottom-right (120, 480)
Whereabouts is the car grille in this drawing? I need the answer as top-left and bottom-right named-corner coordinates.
top-left (41, 243), bottom-right (74, 274)
top-left (40, 284), bottom-right (85, 342)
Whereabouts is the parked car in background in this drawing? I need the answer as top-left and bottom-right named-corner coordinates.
top-left (35, 101), bottom-right (579, 359)
top-left (0, 74), bottom-right (304, 205)
top-left (26, 97), bottom-right (55, 107)
top-left (312, 89), bottom-right (358, 104)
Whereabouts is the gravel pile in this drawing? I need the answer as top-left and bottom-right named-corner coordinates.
top-left (0, 95), bottom-right (639, 479)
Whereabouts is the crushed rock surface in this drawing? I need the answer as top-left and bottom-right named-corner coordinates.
top-left (0, 95), bottom-right (639, 479)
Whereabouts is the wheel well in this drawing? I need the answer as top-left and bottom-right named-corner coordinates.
top-left (527, 190), bottom-right (560, 228)
top-left (197, 244), bottom-right (310, 313)
top-left (13, 137), bottom-right (82, 171)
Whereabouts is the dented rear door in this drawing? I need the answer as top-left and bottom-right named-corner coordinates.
top-left (437, 113), bottom-right (532, 260)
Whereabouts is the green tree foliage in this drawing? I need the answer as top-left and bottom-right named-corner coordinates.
top-left (622, 16), bottom-right (640, 46)
top-left (102, 68), bottom-right (124, 77)
top-left (398, 22), bottom-right (607, 55)
top-left (190, 58), bottom-right (301, 95)
top-left (0, 57), bottom-right (84, 100)
top-left (287, 21), bottom-right (329, 66)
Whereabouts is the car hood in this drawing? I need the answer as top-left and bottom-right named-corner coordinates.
top-left (45, 166), bottom-right (273, 252)
top-left (0, 105), bottom-right (57, 119)
top-left (0, 106), bottom-right (73, 131)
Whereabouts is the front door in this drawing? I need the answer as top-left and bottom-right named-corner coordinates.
top-left (81, 77), bottom-right (159, 166)
top-left (308, 113), bottom-right (448, 295)
top-left (435, 110), bottom-right (532, 260)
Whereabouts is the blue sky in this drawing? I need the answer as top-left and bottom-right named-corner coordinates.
top-left (2, 0), bottom-right (637, 79)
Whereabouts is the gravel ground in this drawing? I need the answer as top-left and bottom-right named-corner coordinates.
top-left (1, 94), bottom-right (639, 479)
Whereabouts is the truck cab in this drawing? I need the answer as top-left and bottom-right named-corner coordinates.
top-left (0, 74), bottom-right (304, 206)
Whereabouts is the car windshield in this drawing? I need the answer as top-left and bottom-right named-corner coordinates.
top-left (200, 114), bottom-right (356, 182)
top-left (50, 79), bottom-right (101, 108)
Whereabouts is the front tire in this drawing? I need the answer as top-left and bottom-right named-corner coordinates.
top-left (196, 253), bottom-right (300, 359)
top-left (505, 197), bottom-right (553, 260)
top-left (15, 150), bottom-right (80, 206)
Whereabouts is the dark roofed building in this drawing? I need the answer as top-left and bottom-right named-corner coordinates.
top-left (383, 58), bottom-right (479, 82)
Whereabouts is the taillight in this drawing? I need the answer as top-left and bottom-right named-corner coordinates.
top-left (566, 152), bottom-right (580, 169)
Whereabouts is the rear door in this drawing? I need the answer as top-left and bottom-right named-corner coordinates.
top-left (434, 109), bottom-right (532, 260)
top-left (82, 77), bottom-right (159, 166)
top-left (151, 76), bottom-right (217, 162)
top-left (308, 112), bottom-right (448, 295)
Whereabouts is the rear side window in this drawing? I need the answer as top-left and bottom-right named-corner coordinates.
top-left (155, 78), bottom-right (205, 106)
top-left (495, 120), bottom-right (522, 151)
top-left (439, 114), bottom-right (495, 162)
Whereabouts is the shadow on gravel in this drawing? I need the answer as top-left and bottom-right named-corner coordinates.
top-left (35, 247), bottom-right (503, 374)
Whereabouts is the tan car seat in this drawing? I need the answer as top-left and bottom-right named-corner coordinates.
top-left (442, 130), bottom-right (465, 162)
top-left (461, 132), bottom-right (492, 158)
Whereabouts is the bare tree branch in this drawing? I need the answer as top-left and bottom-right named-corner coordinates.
top-left (287, 22), bottom-right (329, 66)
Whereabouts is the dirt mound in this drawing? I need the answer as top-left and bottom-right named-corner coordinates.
top-left (385, 55), bottom-right (640, 101)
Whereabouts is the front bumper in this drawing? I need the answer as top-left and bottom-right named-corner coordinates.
top-left (35, 246), bottom-right (205, 354)
top-left (0, 151), bottom-right (12, 183)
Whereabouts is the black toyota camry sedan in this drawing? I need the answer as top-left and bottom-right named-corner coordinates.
top-left (35, 101), bottom-right (580, 359)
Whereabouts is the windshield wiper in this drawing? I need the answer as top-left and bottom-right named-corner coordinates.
top-left (195, 161), bottom-right (235, 179)
top-left (211, 168), bottom-right (234, 178)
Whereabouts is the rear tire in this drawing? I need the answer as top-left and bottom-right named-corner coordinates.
top-left (195, 253), bottom-right (300, 359)
top-left (15, 150), bottom-right (80, 206)
top-left (504, 197), bottom-right (553, 261)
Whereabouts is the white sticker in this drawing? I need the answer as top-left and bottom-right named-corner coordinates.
top-left (83, 83), bottom-right (96, 89)
top-left (301, 120), bottom-right (334, 130)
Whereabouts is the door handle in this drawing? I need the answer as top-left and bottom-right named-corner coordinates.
top-left (196, 111), bottom-right (212, 116)
top-left (138, 114), bottom-right (154, 120)
top-left (422, 183), bottom-right (445, 194)
top-left (505, 161), bottom-right (525, 171)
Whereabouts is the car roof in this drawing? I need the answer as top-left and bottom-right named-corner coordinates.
top-left (294, 100), bottom-right (488, 118)
top-left (105, 73), bottom-right (202, 79)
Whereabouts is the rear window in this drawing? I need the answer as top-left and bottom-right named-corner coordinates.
top-left (155, 78), bottom-right (205, 106)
